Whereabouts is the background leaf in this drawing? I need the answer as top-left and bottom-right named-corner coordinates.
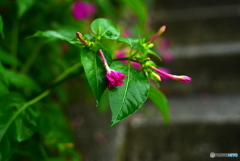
top-left (81, 47), bottom-right (112, 106)
top-left (27, 30), bottom-right (79, 45)
top-left (0, 93), bottom-right (39, 161)
top-left (38, 102), bottom-right (72, 142)
top-left (0, 135), bottom-right (17, 161)
top-left (148, 85), bottom-right (170, 123)
top-left (0, 48), bottom-right (21, 66)
top-left (0, 15), bottom-right (4, 39)
top-left (0, 62), bottom-right (8, 97)
top-left (4, 69), bottom-right (41, 92)
top-left (108, 61), bottom-right (149, 127)
top-left (91, 18), bottom-right (120, 40)
top-left (16, 0), bottom-right (35, 19)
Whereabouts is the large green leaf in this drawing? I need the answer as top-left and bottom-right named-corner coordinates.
top-left (0, 15), bottom-right (4, 39)
top-left (108, 62), bottom-right (149, 127)
top-left (4, 69), bottom-right (41, 92)
top-left (81, 47), bottom-right (112, 106)
top-left (91, 18), bottom-right (120, 40)
top-left (0, 93), bottom-right (39, 161)
top-left (148, 85), bottom-right (170, 123)
top-left (16, 0), bottom-right (35, 18)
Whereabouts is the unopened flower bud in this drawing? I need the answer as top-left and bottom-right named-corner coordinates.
top-left (148, 25), bottom-right (166, 43)
top-left (147, 43), bottom-right (154, 48)
top-left (76, 32), bottom-right (88, 45)
top-left (150, 66), bottom-right (192, 83)
top-left (151, 72), bottom-right (161, 81)
top-left (157, 25), bottom-right (166, 35)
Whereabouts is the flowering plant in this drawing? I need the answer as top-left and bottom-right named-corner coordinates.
top-left (0, 1), bottom-right (191, 160)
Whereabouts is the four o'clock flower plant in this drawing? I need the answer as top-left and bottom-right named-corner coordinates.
top-left (75, 18), bottom-right (191, 127)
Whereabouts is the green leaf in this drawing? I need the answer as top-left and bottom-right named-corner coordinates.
top-left (0, 15), bottom-right (4, 39)
top-left (91, 18), bottom-right (120, 40)
top-left (4, 69), bottom-right (41, 92)
top-left (16, 0), bottom-right (35, 18)
top-left (117, 36), bottom-right (140, 48)
top-left (27, 30), bottom-right (79, 45)
top-left (81, 47), bottom-right (112, 106)
top-left (0, 62), bottom-right (8, 97)
top-left (146, 49), bottom-right (162, 61)
top-left (0, 93), bottom-right (39, 160)
top-left (0, 48), bottom-right (22, 66)
top-left (148, 85), bottom-right (170, 123)
top-left (108, 62), bottom-right (149, 127)
top-left (0, 135), bottom-right (17, 161)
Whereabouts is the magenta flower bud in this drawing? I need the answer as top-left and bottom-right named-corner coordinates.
top-left (106, 70), bottom-right (126, 89)
top-left (148, 25), bottom-right (166, 43)
top-left (99, 50), bottom-right (127, 89)
top-left (150, 66), bottom-right (192, 83)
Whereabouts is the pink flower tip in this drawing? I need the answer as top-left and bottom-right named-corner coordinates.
top-left (174, 75), bottom-right (192, 83)
top-left (158, 25), bottom-right (166, 34)
top-left (106, 70), bottom-right (126, 89)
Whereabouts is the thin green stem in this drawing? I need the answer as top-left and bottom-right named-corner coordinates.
top-left (0, 62), bottom-right (83, 142)
top-left (52, 62), bottom-right (82, 84)
top-left (39, 143), bottom-right (49, 160)
top-left (0, 90), bottom-right (50, 142)
top-left (113, 57), bottom-right (140, 63)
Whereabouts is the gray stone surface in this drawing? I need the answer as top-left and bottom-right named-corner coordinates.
top-left (119, 94), bottom-right (240, 161)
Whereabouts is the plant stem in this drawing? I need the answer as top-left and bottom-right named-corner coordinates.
top-left (52, 62), bottom-right (82, 84)
top-left (0, 89), bottom-right (50, 142)
top-left (0, 62), bottom-right (83, 142)
top-left (113, 57), bottom-right (139, 63)
top-left (39, 143), bottom-right (49, 160)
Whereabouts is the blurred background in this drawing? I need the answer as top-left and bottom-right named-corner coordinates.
top-left (1, 0), bottom-right (240, 161)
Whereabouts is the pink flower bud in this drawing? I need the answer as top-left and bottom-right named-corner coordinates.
top-left (106, 70), bottom-right (126, 89)
top-left (173, 75), bottom-right (192, 83)
top-left (150, 66), bottom-right (192, 83)
top-left (148, 25), bottom-right (166, 43)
